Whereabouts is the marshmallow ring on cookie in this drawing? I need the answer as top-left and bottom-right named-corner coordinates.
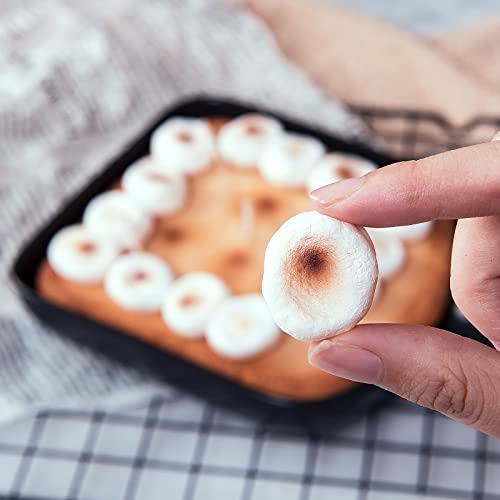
top-left (161, 272), bottom-right (230, 338)
top-left (307, 152), bottom-right (377, 192)
top-left (259, 133), bottom-right (325, 187)
top-left (206, 294), bottom-right (280, 359)
top-left (104, 252), bottom-right (174, 312)
top-left (83, 191), bottom-right (151, 251)
top-left (122, 157), bottom-right (187, 216)
top-left (217, 113), bottom-right (283, 168)
top-left (151, 117), bottom-right (215, 174)
top-left (47, 225), bottom-right (119, 283)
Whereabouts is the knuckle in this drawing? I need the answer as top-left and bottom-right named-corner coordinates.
top-left (400, 359), bottom-right (484, 424)
top-left (427, 365), bottom-right (469, 417)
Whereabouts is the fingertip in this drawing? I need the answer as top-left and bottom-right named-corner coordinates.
top-left (307, 339), bottom-right (333, 364)
top-left (309, 177), bottom-right (366, 208)
top-left (308, 336), bottom-right (384, 384)
top-left (308, 172), bottom-right (414, 227)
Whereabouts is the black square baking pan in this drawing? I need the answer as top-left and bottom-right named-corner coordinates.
top-left (11, 96), bottom-right (487, 429)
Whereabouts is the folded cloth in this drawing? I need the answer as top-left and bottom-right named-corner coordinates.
top-left (233, 0), bottom-right (500, 126)
top-left (435, 19), bottom-right (500, 93)
top-left (0, 0), bottom-right (365, 413)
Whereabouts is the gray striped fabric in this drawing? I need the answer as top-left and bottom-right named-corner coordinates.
top-left (0, 0), bottom-right (365, 406)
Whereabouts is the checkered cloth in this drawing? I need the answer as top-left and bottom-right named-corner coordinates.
top-left (1, 391), bottom-right (499, 500)
top-left (0, 0), bottom-right (365, 411)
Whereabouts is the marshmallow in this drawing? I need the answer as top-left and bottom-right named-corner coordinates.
top-left (259, 132), bottom-right (325, 187)
top-left (307, 152), bottom-right (377, 192)
top-left (83, 191), bottom-right (152, 251)
top-left (206, 294), bottom-right (280, 359)
top-left (262, 211), bottom-right (378, 341)
top-left (47, 225), bottom-right (119, 283)
top-left (217, 113), bottom-right (283, 168)
top-left (379, 222), bottom-right (434, 242)
top-left (366, 228), bottom-right (406, 280)
top-left (104, 252), bottom-right (174, 312)
top-left (161, 272), bottom-right (230, 338)
top-left (122, 157), bottom-right (187, 216)
top-left (150, 117), bottom-right (215, 174)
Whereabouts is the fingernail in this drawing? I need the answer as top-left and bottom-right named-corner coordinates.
top-left (491, 130), bottom-right (500, 142)
top-left (309, 340), bottom-right (383, 384)
top-left (310, 176), bottom-right (365, 207)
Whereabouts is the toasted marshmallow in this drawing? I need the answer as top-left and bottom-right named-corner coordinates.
top-left (83, 191), bottom-right (151, 251)
top-left (367, 228), bottom-right (406, 280)
top-left (307, 152), bottom-right (377, 192)
top-left (122, 157), bottom-right (187, 216)
top-left (47, 225), bottom-right (119, 283)
top-left (217, 113), bottom-right (283, 168)
top-left (379, 222), bottom-right (434, 242)
top-left (259, 132), bottom-right (325, 187)
top-left (262, 211), bottom-right (377, 341)
top-left (150, 117), bottom-right (215, 174)
top-left (104, 252), bottom-right (174, 312)
top-left (206, 294), bottom-right (280, 359)
top-left (161, 272), bottom-right (230, 338)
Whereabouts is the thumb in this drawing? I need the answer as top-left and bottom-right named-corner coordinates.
top-left (309, 324), bottom-right (500, 437)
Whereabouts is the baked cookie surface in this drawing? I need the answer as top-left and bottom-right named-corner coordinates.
top-left (37, 119), bottom-right (454, 402)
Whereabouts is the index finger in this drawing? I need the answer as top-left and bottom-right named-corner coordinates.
top-left (310, 141), bottom-right (500, 227)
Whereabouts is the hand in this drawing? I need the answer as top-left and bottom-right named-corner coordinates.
top-left (308, 136), bottom-right (500, 437)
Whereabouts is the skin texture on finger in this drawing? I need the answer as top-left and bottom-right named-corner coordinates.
top-left (310, 141), bottom-right (500, 227)
top-left (451, 215), bottom-right (500, 349)
top-left (309, 324), bottom-right (500, 437)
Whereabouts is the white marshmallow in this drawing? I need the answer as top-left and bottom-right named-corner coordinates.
top-left (206, 294), bottom-right (280, 359)
top-left (259, 132), bottom-right (325, 187)
top-left (366, 228), bottom-right (406, 280)
top-left (83, 191), bottom-right (151, 251)
top-left (217, 113), bottom-right (283, 168)
top-left (47, 225), bottom-right (119, 283)
top-left (104, 252), bottom-right (174, 312)
top-left (122, 157), bottom-right (187, 216)
top-left (379, 222), bottom-right (434, 242)
top-left (262, 211), bottom-right (378, 341)
top-left (307, 152), bottom-right (377, 192)
top-left (161, 272), bottom-right (230, 338)
top-left (150, 117), bottom-right (215, 174)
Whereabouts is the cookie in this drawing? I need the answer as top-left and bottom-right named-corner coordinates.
top-left (38, 118), bottom-right (454, 401)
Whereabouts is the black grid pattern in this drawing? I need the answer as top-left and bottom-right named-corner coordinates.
top-left (350, 105), bottom-right (500, 159)
top-left (1, 393), bottom-right (500, 500)
top-left (3, 108), bottom-right (499, 499)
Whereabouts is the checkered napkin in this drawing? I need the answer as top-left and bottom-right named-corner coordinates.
top-left (0, 0), bottom-right (366, 415)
